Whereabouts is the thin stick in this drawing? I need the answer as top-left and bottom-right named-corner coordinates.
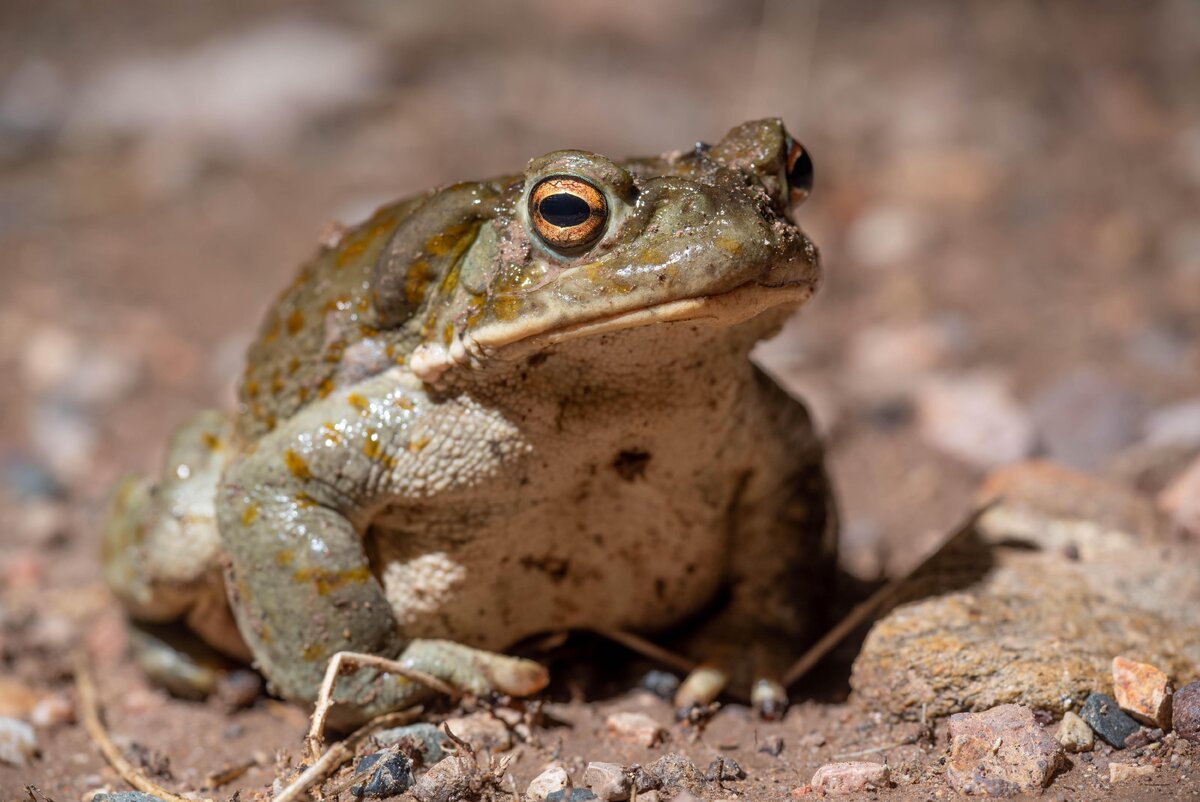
top-left (589, 627), bottom-right (697, 674)
top-left (75, 653), bottom-right (215, 802)
top-left (783, 508), bottom-right (987, 687)
top-left (833, 735), bottom-right (918, 760)
top-left (274, 707), bottom-right (422, 802)
top-left (307, 651), bottom-right (457, 761)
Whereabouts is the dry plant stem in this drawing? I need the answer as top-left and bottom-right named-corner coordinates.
top-left (274, 707), bottom-right (422, 802)
top-left (589, 627), bottom-right (697, 674)
top-left (782, 507), bottom-right (988, 687)
top-left (74, 653), bottom-right (216, 802)
top-left (306, 650), bottom-right (459, 761)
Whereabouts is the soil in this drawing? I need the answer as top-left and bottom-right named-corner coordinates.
top-left (1, 1), bottom-right (1197, 800)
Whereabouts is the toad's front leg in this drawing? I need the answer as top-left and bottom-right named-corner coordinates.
top-left (216, 371), bottom-right (546, 727)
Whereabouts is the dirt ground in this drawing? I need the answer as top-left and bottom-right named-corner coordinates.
top-left (1, 1), bottom-right (1198, 799)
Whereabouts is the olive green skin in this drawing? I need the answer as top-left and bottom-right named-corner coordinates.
top-left (104, 119), bottom-right (834, 724)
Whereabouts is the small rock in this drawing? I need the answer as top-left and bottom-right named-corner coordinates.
top-left (350, 749), bottom-right (414, 798)
top-left (1173, 681), bottom-right (1200, 743)
top-left (527, 766), bottom-right (571, 802)
top-left (704, 756), bottom-right (745, 783)
top-left (915, 373), bottom-right (1035, 469)
top-left (758, 734), bottom-right (784, 756)
top-left (91, 794), bottom-right (168, 802)
top-left (30, 693), bottom-right (74, 727)
top-left (1144, 399), bottom-right (1200, 449)
top-left (1159, 454), bottom-right (1200, 538)
top-left (1109, 762), bottom-right (1155, 783)
top-left (443, 712), bottom-right (513, 751)
top-left (809, 762), bottom-right (890, 795)
top-left (583, 762), bottom-right (628, 801)
top-left (638, 670), bottom-right (680, 701)
top-left (648, 754), bottom-right (706, 794)
top-left (627, 764), bottom-right (660, 794)
top-left (1112, 656), bottom-right (1173, 729)
top-left (945, 704), bottom-right (1066, 795)
top-left (411, 755), bottom-right (479, 802)
top-left (545, 791), bottom-right (596, 802)
top-left (0, 716), bottom-right (38, 766)
top-left (1030, 371), bottom-right (1145, 470)
top-left (0, 677), bottom-right (40, 718)
top-left (215, 669), bottom-right (262, 710)
top-left (1123, 728), bottom-right (1160, 749)
top-left (1055, 711), bottom-right (1094, 753)
top-left (1081, 692), bottom-right (1141, 748)
top-left (636, 793), bottom-right (659, 802)
top-left (605, 711), bottom-right (665, 748)
top-left (373, 722), bottom-right (449, 767)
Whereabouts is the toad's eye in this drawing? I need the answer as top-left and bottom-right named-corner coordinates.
top-left (529, 176), bottom-right (608, 252)
top-left (785, 137), bottom-right (814, 207)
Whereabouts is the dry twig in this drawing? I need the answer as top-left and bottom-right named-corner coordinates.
top-left (306, 650), bottom-right (458, 761)
top-left (74, 652), bottom-right (215, 802)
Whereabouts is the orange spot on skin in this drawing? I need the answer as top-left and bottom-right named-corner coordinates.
top-left (318, 378), bottom-right (334, 398)
top-left (241, 502), bottom-right (259, 526)
top-left (492, 294), bottom-right (521, 321)
top-left (275, 549), bottom-right (294, 566)
top-left (324, 341), bottom-right (345, 363)
top-left (284, 449), bottom-right (312, 481)
top-left (405, 260), bottom-right (431, 306)
top-left (286, 309), bottom-right (305, 336)
top-left (293, 493), bottom-right (317, 509)
top-left (201, 432), bottom-right (221, 450)
top-left (292, 566), bottom-right (371, 596)
top-left (244, 380), bottom-right (260, 400)
top-left (287, 357), bottom-right (301, 375)
top-left (336, 238), bottom-right (369, 268)
top-left (347, 393), bottom-right (369, 413)
top-left (442, 322), bottom-right (454, 345)
top-left (408, 434), bottom-right (431, 453)
top-left (303, 643), bottom-right (326, 661)
top-left (363, 429), bottom-right (398, 468)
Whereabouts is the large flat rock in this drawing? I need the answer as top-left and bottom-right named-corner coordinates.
top-left (850, 462), bottom-right (1200, 719)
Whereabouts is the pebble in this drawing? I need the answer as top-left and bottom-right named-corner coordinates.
top-left (1123, 728), bottom-right (1161, 749)
top-left (1109, 762), bottom-right (1155, 783)
top-left (1054, 711), bottom-right (1094, 753)
top-left (30, 693), bottom-right (75, 727)
top-left (1080, 692), bottom-right (1140, 748)
top-left (91, 794), bottom-right (167, 802)
top-left (1159, 454), bottom-right (1200, 538)
top-left (350, 749), bottom-right (414, 798)
top-left (758, 734), bottom-right (785, 756)
top-left (411, 755), bottom-right (479, 802)
top-left (0, 716), bottom-right (38, 766)
top-left (583, 761), bottom-right (629, 801)
top-left (915, 373), bottom-right (1035, 469)
top-left (1173, 681), bottom-right (1200, 743)
top-left (1112, 656), bottom-right (1173, 729)
top-left (945, 704), bottom-right (1066, 795)
top-left (0, 677), bottom-right (40, 719)
top-left (635, 793), bottom-right (659, 802)
top-left (647, 754), bottom-right (706, 794)
top-left (373, 722), bottom-right (449, 766)
top-left (443, 711), bottom-right (513, 751)
top-left (545, 791), bottom-right (596, 802)
top-left (527, 766), bottom-right (571, 802)
top-left (704, 756), bottom-right (744, 783)
top-left (809, 762), bottom-right (890, 795)
top-left (638, 670), bottom-right (680, 701)
top-left (627, 764), bottom-right (660, 794)
top-left (1030, 371), bottom-right (1145, 470)
top-left (605, 711), bottom-right (665, 748)
top-left (1144, 399), bottom-right (1200, 449)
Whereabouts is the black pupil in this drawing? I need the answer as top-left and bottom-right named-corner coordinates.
top-left (539, 192), bottom-right (591, 227)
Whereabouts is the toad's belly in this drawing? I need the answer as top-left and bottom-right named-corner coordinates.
top-left (368, 476), bottom-right (731, 650)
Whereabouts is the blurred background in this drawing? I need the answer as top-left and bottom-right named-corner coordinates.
top-left (1, 0), bottom-right (1198, 589)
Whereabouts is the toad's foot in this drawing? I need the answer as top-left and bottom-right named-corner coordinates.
top-left (313, 640), bottom-right (549, 734)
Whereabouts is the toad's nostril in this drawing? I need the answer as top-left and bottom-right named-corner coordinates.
top-left (786, 137), bottom-right (814, 207)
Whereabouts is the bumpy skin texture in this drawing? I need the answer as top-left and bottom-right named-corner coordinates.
top-left (104, 119), bottom-right (836, 723)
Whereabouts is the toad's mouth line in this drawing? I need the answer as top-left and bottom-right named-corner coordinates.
top-left (408, 277), bottom-right (816, 384)
top-left (474, 278), bottom-right (815, 353)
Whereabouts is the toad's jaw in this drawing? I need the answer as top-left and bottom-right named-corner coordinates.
top-left (409, 279), bottom-right (814, 384)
